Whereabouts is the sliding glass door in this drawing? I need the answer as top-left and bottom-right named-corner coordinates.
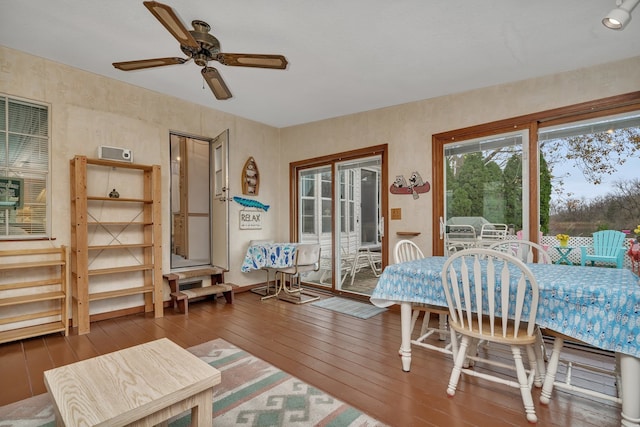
top-left (291, 146), bottom-right (387, 297)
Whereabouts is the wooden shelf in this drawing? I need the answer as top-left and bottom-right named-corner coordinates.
top-left (87, 196), bottom-right (152, 203)
top-left (88, 285), bottom-right (155, 302)
top-left (0, 278), bottom-right (62, 291)
top-left (0, 321), bottom-right (67, 345)
top-left (0, 291), bottom-right (66, 307)
top-left (0, 260), bottom-right (65, 271)
top-left (0, 246), bottom-right (68, 343)
top-left (397, 231), bottom-right (421, 236)
top-left (89, 243), bottom-right (153, 251)
top-left (70, 155), bottom-right (163, 335)
top-left (87, 221), bottom-right (153, 226)
top-left (88, 264), bottom-right (154, 276)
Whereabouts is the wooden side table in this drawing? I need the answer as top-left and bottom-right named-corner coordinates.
top-left (44, 338), bottom-right (221, 426)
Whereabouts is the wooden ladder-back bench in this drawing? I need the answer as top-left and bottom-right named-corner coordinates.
top-left (164, 267), bottom-right (235, 315)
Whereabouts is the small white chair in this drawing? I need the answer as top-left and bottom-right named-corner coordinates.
top-left (477, 223), bottom-right (509, 248)
top-left (274, 243), bottom-right (321, 297)
top-left (441, 248), bottom-right (544, 424)
top-left (445, 224), bottom-right (477, 254)
top-left (489, 240), bottom-right (552, 264)
top-left (394, 240), bottom-right (450, 354)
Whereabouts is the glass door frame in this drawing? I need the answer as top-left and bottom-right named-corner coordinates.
top-left (289, 144), bottom-right (388, 296)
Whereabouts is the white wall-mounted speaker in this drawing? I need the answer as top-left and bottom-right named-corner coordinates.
top-left (98, 146), bottom-right (133, 163)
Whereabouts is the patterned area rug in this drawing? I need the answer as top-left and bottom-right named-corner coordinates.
top-left (311, 297), bottom-right (387, 319)
top-left (0, 338), bottom-right (387, 427)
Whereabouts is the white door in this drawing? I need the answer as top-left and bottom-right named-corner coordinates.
top-left (211, 130), bottom-right (229, 270)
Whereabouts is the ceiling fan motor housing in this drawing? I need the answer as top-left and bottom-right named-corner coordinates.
top-left (180, 20), bottom-right (221, 66)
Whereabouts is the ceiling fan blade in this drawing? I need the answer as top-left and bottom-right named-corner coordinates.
top-left (217, 53), bottom-right (288, 70)
top-left (143, 1), bottom-right (199, 49)
top-left (113, 57), bottom-right (188, 71)
top-left (202, 67), bottom-right (232, 100)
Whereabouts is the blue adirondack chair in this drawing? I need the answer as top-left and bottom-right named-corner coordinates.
top-left (580, 230), bottom-right (627, 268)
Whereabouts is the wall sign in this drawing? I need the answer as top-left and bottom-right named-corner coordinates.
top-left (239, 208), bottom-right (262, 230)
top-left (242, 157), bottom-right (260, 195)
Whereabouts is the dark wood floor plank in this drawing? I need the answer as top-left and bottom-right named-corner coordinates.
top-left (22, 337), bottom-right (55, 396)
top-left (0, 341), bottom-right (31, 406)
top-left (0, 291), bottom-right (622, 426)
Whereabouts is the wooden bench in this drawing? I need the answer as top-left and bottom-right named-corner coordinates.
top-left (164, 267), bottom-right (234, 315)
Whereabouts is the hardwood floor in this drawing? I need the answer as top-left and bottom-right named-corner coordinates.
top-left (0, 291), bottom-right (621, 426)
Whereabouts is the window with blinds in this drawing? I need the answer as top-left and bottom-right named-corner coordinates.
top-left (0, 95), bottom-right (50, 238)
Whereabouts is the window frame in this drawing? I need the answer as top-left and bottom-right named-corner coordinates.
top-left (0, 94), bottom-right (51, 240)
top-left (432, 91), bottom-right (640, 255)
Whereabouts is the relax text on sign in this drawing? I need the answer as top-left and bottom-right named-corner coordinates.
top-left (240, 209), bottom-right (262, 230)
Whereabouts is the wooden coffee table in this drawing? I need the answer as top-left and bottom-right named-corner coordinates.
top-left (44, 338), bottom-right (221, 426)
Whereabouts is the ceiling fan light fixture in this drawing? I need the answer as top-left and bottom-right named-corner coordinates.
top-left (602, 0), bottom-right (639, 29)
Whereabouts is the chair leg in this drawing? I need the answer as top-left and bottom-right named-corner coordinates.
top-left (418, 310), bottom-right (431, 336)
top-left (540, 336), bottom-right (563, 405)
top-left (447, 336), bottom-right (469, 397)
top-left (529, 330), bottom-right (546, 387)
top-left (438, 314), bottom-right (448, 341)
top-left (511, 346), bottom-right (537, 423)
top-left (261, 271), bottom-right (284, 300)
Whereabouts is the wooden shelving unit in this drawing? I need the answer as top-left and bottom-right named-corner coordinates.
top-left (0, 246), bottom-right (69, 344)
top-left (70, 155), bottom-right (162, 335)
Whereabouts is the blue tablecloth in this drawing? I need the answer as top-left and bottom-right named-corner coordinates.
top-left (371, 256), bottom-right (640, 357)
top-left (241, 243), bottom-right (298, 272)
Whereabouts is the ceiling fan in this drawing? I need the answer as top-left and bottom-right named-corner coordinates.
top-left (112, 1), bottom-right (288, 100)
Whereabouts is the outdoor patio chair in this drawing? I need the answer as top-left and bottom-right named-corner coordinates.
top-left (477, 223), bottom-right (509, 248)
top-left (445, 224), bottom-right (477, 254)
top-left (580, 230), bottom-right (626, 268)
top-left (394, 240), bottom-right (451, 355)
top-left (441, 248), bottom-right (545, 423)
top-left (273, 243), bottom-right (321, 298)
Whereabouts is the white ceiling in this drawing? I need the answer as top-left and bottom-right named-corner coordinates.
top-left (1, 1), bottom-right (638, 128)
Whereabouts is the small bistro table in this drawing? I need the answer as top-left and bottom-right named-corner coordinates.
top-left (554, 245), bottom-right (574, 265)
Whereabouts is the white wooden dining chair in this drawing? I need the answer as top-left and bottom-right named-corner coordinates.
top-left (488, 240), bottom-right (552, 264)
top-left (539, 329), bottom-right (622, 407)
top-left (394, 240), bottom-right (451, 355)
top-left (441, 248), bottom-right (545, 424)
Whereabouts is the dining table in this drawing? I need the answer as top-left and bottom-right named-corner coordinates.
top-left (241, 242), bottom-right (298, 299)
top-left (370, 256), bottom-right (640, 427)
top-left (241, 242), bottom-right (298, 273)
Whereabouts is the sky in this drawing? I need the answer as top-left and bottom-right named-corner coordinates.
top-left (551, 154), bottom-right (639, 203)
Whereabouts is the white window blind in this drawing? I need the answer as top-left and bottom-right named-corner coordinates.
top-left (0, 95), bottom-right (50, 238)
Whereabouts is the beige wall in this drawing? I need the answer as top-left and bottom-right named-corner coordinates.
top-left (1, 44), bottom-right (638, 314)
top-left (0, 46), bottom-right (281, 301)
top-left (279, 56), bottom-right (640, 254)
